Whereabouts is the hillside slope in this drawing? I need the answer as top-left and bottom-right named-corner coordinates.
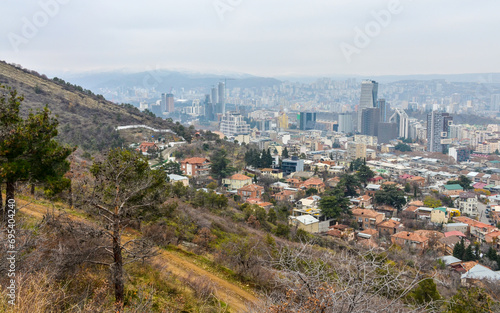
top-left (15, 197), bottom-right (261, 312)
top-left (0, 61), bottom-right (177, 151)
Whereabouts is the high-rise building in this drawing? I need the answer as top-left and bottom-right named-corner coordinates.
top-left (377, 122), bottom-right (398, 144)
top-left (426, 111), bottom-right (453, 153)
top-left (219, 112), bottom-right (250, 137)
top-left (377, 98), bottom-right (390, 122)
top-left (218, 82), bottom-right (225, 115)
top-left (491, 94), bottom-right (500, 112)
top-left (299, 112), bottom-right (316, 130)
top-left (338, 112), bottom-right (354, 133)
top-left (166, 93), bottom-right (174, 113)
top-left (204, 94), bottom-right (214, 121)
top-left (360, 107), bottom-right (380, 136)
top-left (211, 87), bottom-right (218, 105)
top-left (161, 93), bottom-right (167, 112)
top-left (357, 80), bottom-right (378, 131)
top-left (388, 108), bottom-right (410, 139)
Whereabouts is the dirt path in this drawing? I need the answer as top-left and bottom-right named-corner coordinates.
top-left (16, 198), bottom-right (261, 312)
top-left (152, 250), bottom-right (259, 312)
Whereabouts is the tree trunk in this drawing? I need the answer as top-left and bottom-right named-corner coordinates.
top-left (0, 182), bottom-right (3, 213)
top-left (31, 184), bottom-right (35, 196)
top-left (113, 213), bottom-right (124, 311)
top-left (68, 180), bottom-right (73, 208)
top-left (0, 183), bottom-right (3, 221)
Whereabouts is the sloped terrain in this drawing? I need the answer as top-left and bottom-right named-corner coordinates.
top-left (0, 61), bottom-right (177, 151)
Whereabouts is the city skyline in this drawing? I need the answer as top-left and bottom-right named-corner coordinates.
top-left (1, 1), bottom-right (500, 78)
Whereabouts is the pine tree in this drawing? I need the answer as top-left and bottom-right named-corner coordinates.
top-left (453, 238), bottom-right (465, 259)
top-left (463, 244), bottom-right (475, 262)
top-left (282, 147), bottom-right (289, 158)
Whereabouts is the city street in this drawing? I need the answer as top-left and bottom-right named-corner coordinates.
top-left (477, 201), bottom-right (492, 225)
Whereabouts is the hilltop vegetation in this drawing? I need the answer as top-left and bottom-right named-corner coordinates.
top-left (0, 61), bottom-right (182, 151)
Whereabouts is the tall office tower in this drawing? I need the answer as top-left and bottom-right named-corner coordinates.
top-left (388, 108), bottom-right (410, 139)
top-left (377, 122), bottom-right (398, 143)
top-left (299, 112), bottom-right (317, 130)
top-left (357, 80), bottom-right (378, 131)
top-left (204, 94), bottom-right (214, 121)
top-left (161, 93), bottom-right (167, 112)
top-left (166, 93), bottom-right (174, 113)
top-left (211, 87), bottom-right (218, 105)
top-left (338, 112), bottom-right (354, 133)
top-left (360, 107), bottom-right (380, 136)
top-left (218, 82), bottom-right (226, 114)
top-left (491, 94), bottom-right (500, 111)
top-left (427, 111), bottom-right (453, 153)
top-left (377, 98), bottom-right (390, 122)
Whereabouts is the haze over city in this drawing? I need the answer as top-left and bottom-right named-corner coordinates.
top-left (1, 0), bottom-right (500, 78)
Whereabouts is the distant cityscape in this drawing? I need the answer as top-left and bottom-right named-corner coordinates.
top-left (107, 76), bottom-right (500, 160)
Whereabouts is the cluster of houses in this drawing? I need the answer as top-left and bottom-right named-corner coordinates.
top-left (137, 135), bottom-right (500, 286)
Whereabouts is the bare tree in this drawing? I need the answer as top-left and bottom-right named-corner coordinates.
top-left (254, 242), bottom-right (439, 313)
top-left (78, 148), bottom-right (168, 311)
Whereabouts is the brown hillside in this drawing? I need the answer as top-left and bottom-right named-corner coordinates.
top-left (0, 61), bottom-right (177, 151)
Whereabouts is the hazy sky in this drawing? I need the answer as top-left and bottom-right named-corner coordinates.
top-left (1, 0), bottom-right (498, 78)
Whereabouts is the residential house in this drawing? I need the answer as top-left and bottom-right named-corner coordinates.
top-left (326, 177), bottom-right (340, 188)
top-left (460, 263), bottom-right (500, 286)
top-left (293, 196), bottom-right (322, 217)
top-left (222, 173), bottom-right (252, 191)
top-left (352, 208), bottom-right (385, 230)
top-left (430, 207), bottom-right (448, 224)
top-left (300, 177), bottom-right (326, 193)
top-left (270, 181), bottom-right (290, 192)
top-left (261, 168), bottom-right (283, 179)
top-left (470, 222), bottom-right (498, 242)
top-left (376, 205), bottom-right (397, 218)
top-left (365, 184), bottom-right (382, 197)
top-left (327, 224), bottom-right (355, 241)
top-left (246, 198), bottom-right (273, 209)
top-left (286, 178), bottom-right (302, 188)
top-left (407, 176), bottom-right (426, 187)
top-left (238, 184), bottom-right (264, 201)
top-left (442, 184), bottom-right (464, 196)
top-left (485, 230), bottom-right (500, 247)
top-left (180, 157), bottom-right (211, 177)
top-left (443, 222), bottom-right (468, 233)
top-left (167, 174), bottom-right (189, 187)
top-left (377, 219), bottom-right (403, 237)
top-left (416, 207), bottom-right (433, 219)
top-left (274, 189), bottom-right (298, 202)
top-left (439, 236), bottom-right (467, 254)
top-left (137, 142), bottom-right (159, 155)
top-left (391, 231), bottom-right (429, 250)
top-left (457, 192), bottom-right (478, 217)
top-left (289, 215), bottom-right (320, 233)
top-left (351, 195), bottom-right (373, 208)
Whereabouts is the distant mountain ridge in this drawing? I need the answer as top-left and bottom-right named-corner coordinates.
top-left (0, 61), bottom-right (178, 151)
top-left (60, 69), bottom-right (282, 92)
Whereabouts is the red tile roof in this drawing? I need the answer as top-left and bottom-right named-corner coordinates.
top-left (229, 173), bottom-right (252, 181)
top-left (181, 157), bottom-right (209, 164)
